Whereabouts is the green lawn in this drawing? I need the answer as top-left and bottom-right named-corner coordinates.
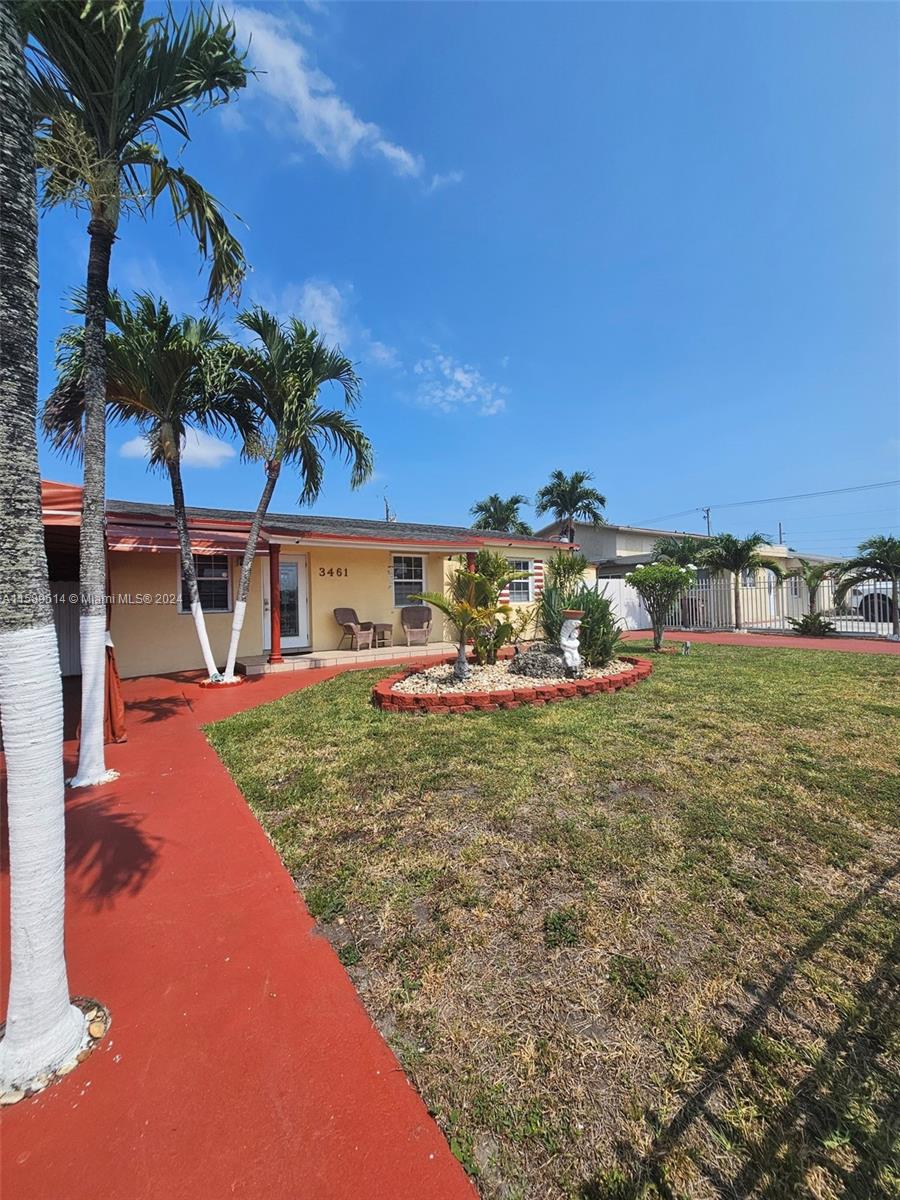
top-left (208, 643), bottom-right (900, 1200)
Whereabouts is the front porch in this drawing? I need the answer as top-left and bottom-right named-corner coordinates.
top-left (237, 641), bottom-right (458, 675)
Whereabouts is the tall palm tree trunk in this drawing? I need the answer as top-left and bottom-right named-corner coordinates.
top-left (222, 462), bottom-right (280, 681)
top-left (733, 573), bottom-right (742, 630)
top-left (892, 576), bottom-right (899, 639)
top-left (0, 4), bottom-right (84, 1088)
top-left (165, 456), bottom-right (221, 680)
top-left (68, 214), bottom-right (117, 787)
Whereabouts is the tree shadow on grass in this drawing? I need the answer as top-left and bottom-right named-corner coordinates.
top-left (580, 861), bottom-right (900, 1200)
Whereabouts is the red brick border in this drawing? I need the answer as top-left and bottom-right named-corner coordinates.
top-left (372, 655), bottom-right (652, 714)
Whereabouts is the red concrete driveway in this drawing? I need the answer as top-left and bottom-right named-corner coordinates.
top-left (1, 666), bottom-right (476, 1200)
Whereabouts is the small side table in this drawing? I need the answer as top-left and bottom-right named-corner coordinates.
top-left (373, 622), bottom-right (393, 648)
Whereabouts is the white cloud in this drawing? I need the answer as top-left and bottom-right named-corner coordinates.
top-left (232, 7), bottom-right (426, 180)
top-left (413, 351), bottom-right (507, 417)
top-left (120, 429), bottom-right (237, 469)
top-left (249, 278), bottom-right (351, 346)
top-left (227, 7), bottom-right (460, 191)
top-left (295, 279), bottom-right (349, 345)
top-left (362, 332), bottom-right (400, 369)
top-left (427, 170), bottom-right (465, 193)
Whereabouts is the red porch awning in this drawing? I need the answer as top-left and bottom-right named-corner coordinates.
top-left (106, 524), bottom-right (266, 555)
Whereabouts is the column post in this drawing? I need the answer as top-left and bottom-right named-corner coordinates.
top-left (269, 542), bottom-right (283, 664)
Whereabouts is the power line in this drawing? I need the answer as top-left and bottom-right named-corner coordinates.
top-left (636, 480), bottom-right (900, 526)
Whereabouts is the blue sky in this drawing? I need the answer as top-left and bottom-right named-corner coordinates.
top-left (36, 1), bottom-right (899, 556)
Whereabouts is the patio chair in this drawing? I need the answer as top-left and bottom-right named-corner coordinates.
top-left (401, 605), bottom-right (432, 647)
top-left (333, 608), bottom-right (374, 651)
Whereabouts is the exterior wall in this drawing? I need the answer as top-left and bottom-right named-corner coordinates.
top-left (305, 547), bottom-right (449, 650)
top-left (101, 540), bottom-right (560, 676)
top-left (108, 550), bottom-right (265, 678)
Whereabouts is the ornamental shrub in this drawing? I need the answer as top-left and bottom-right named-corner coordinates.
top-left (625, 563), bottom-right (694, 651)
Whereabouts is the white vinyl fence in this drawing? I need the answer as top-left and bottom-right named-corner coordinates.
top-left (598, 572), bottom-right (896, 640)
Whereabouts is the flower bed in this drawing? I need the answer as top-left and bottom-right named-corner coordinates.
top-left (373, 655), bottom-right (652, 714)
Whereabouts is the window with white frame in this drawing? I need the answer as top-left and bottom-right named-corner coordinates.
top-left (790, 576), bottom-right (802, 598)
top-left (507, 558), bottom-right (533, 603)
top-left (392, 555), bottom-right (425, 606)
top-left (741, 568), bottom-right (756, 587)
top-left (180, 553), bottom-right (231, 613)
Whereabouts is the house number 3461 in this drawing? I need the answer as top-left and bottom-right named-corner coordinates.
top-left (318, 567), bottom-right (348, 577)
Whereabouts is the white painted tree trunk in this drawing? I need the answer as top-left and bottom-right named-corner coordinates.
top-left (68, 612), bottom-right (118, 787)
top-left (221, 467), bottom-right (279, 682)
top-left (0, 628), bottom-right (85, 1089)
top-left (190, 598), bottom-right (221, 680)
top-left (222, 598), bottom-right (247, 681)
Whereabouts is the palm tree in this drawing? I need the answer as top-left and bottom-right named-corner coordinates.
top-left (0, 4), bottom-right (84, 1093)
top-left (414, 567), bottom-right (497, 681)
top-left (23, 0), bottom-right (248, 785)
top-left (700, 533), bottom-right (783, 631)
top-left (652, 535), bottom-right (707, 567)
top-left (787, 558), bottom-right (839, 616)
top-left (44, 293), bottom-right (257, 681)
top-left (215, 309), bottom-right (374, 681)
top-left (835, 536), bottom-right (900, 638)
top-left (535, 469), bottom-right (606, 542)
top-left (470, 493), bottom-right (532, 535)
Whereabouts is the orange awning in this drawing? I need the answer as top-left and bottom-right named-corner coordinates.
top-left (106, 523), bottom-right (265, 555)
top-left (42, 480), bottom-right (84, 526)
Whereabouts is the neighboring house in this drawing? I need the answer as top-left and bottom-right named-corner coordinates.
top-left (536, 519), bottom-right (841, 631)
top-left (42, 481), bottom-right (559, 679)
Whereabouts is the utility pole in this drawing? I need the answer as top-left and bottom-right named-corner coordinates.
top-left (702, 507), bottom-right (711, 536)
top-left (778, 520), bottom-right (784, 544)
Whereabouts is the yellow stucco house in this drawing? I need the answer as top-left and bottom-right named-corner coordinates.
top-left (42, 481), bottom-right (560, 679)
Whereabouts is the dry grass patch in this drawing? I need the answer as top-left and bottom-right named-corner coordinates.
top-left (208, 643), bottom-right (900, 1200)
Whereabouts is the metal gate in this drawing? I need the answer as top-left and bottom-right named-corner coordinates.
top-left (599, 573), bottom-right (895, 640)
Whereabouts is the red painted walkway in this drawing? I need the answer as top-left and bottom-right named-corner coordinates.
top-left (622, 629), bottom-right (900, 655)
top-left (1, 665), bottom-right (476, 1200)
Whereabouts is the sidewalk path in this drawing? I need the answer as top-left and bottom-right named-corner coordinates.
top-left (2, 664), bottom-right (476, 1200)
top-left (622, 629), bottom-right (900, 655)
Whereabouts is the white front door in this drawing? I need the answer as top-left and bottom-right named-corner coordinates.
top-left (263, 553), bottom-right (310, 651)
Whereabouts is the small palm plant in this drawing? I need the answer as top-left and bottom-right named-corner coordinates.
top-left (43, 293), bottom-right (257, 681)
top-left (214, 308), bottom-right (373, 680)
top-left (787, 558), bottom-right (839, 616)
top-left (470, 493), bottom-right (532, 535)
top-left (413, 566), bottom-right (498, 681)
top-left (835, 536), bottom-right (900, 638)
top-left (700, 533), bottom-right (783, 630)
top-left (535, 469), bottom-right (606, 542)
